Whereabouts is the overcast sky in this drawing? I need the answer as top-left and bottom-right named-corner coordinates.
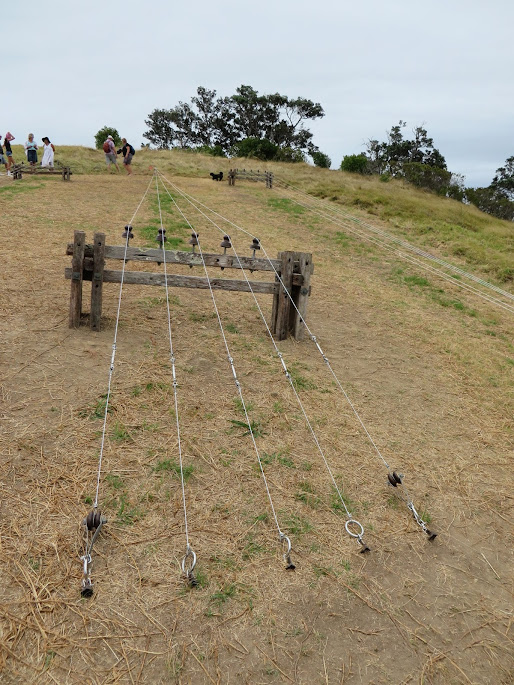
top-left (4, 0), bottom-right (513, 187)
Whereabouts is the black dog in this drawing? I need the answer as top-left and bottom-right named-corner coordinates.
top-left (210, 171), bottom-right (223, 181)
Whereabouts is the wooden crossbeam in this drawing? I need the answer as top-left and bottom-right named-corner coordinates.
top-left (66, 243), bottom-right (283, 272)
top-left (66, 268), bottom-right (283, 294)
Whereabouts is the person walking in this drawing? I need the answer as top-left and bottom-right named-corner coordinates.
top-left (103, 135), bottom-right (119, 172)
top-left (119, 138), bottom-right (135, 175)
top-left (41, 137), bottom-right (55, 168)
top-left (24, 133), bottom-right (38, 167)
top-left (4, 132), bottom-right (15, 175)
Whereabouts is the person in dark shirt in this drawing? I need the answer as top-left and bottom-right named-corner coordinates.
top-left (118, 138), bottom-right (134, 175)
top-left (4, 132), bottom-right (15, 175)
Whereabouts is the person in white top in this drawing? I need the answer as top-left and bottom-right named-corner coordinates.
top-left (41, 137), bottom-right (55, 168)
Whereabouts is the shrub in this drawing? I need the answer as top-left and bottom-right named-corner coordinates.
top-left (340, 153), bottom-right (369, 174)
top-left (231, 137), bottom-right (278, 160)
top-left (94, 126), bottom-right (121, 150)
top-left (197, 144), bottom-right (226, 157)
top-left (274, 146), bottom-right (305, 163)
top-left (403, 162), bottom-right (452, 195)
top-left (311, 151), bottom-right (331, 168)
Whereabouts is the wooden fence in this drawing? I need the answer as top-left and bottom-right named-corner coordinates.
top-left (227, 169), bottom-right (273, 188)
top-left (65, 231), bottom-right (313, 340)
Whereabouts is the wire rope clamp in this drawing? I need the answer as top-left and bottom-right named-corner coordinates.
top-left (181, 546), bottom-right (197, 587)
top-left (122, 224), bottom-right (134, 240)
top-left (387, 471), bottom-right (402, 488)
top-left (156, 228), bottom-right (167, 244)
top-left (344, 519), bottom-right (371, 553)
top-left (280, 533), bottom-right (295, 570)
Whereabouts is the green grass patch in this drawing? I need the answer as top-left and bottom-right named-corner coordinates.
top-left (152, 459), bottom-right (194, 482)
top-left (267, 197), bottom-right (306, 216)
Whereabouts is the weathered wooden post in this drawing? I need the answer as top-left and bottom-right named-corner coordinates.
top-left (90, 232), bottom-right (105, 331)
top-left (271, 251), bottom-right (295, 340)
top-left (290, 252), bottom-right (313, 341)
top-left (68, 231), bottom-right (86, 328)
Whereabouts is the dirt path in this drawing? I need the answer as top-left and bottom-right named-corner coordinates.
top-left (1, 175), bottom-right (512, 684)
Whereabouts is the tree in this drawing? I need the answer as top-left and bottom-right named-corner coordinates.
top-left (311, 151), bottom-right (331, 168)
top-left (143, 85), bottom-right (325, 159)
top-left (340, 153), bottom-right (369, 174)
top-left (364, 121), bottom-right (446, 176)
top-left (94, 126), bottom-right (121, 150)
top-left (466, 186), bottom-right (514, 222)
top-left (490, 156), bottom-right (514, 200)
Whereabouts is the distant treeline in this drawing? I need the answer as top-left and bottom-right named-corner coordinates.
top-left (340, 121), bottom-right (514, 222)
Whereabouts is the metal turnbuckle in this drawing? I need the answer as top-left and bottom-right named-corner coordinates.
top-left (80, 554), bottom-right (93, 598)
top-left (80, 510), bottom-right (107, 598)
top-left (280, 533), bottom-right (295, 570)
top-left (181, 546), bottom-right (198, 587)
top-left (408, 502), bottom-right (437, 541)
top-left (344, 519), bottom-right (371, 553)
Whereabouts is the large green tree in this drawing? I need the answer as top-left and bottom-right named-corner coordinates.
top-left (364, 121), bottom-right (447, 176)
top-left (143, 85), bottom-right (325, 159)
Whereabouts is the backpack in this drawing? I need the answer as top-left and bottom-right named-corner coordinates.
top-left (103, 141), bottom-right (111, 153)
top-left (129, 145), bottom-right (135, 156)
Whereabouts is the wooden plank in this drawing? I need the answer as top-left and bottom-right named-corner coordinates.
top-left (273, 251), bottom-right (295, 340)
top-left (291, 252), bottom-right (313, 341)
top-left (67, 268), bottom-right (279, 294)
top-left (66, 244), bottom-right (284, 273)
top-left (90, 232), bottom-right (105, 332)
top-left (68, 231), bottom-right (86, 328)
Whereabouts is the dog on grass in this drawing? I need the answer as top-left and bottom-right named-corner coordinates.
top-left (210, 171), bottom-right (223, 181)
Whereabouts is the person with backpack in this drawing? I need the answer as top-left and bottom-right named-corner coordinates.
top-left (118, 138), bottom-right (135, 175)
top-left (103, 135), bottom-right (119, 172)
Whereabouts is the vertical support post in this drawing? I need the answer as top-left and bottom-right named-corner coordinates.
top-left (290, 252), bottom-right (313, 341)
top-left (69, 231), bottom-right (86, 328)
top-left (272, 251), bottom-right (295, 341)
top-left (90, 232), bottom-right (105, 332)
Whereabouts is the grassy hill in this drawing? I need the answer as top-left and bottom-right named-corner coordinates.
top-left (7, 143), bottom-right (513, 286)
top-left (1, 152), bottom-right (512, 683)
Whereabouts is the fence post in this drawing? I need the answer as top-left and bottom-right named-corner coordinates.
top-left (69, 231), bottom-right (86, 328)
top-left (90, 232), bottom-right (105, 332)
top-left (290, 252), bottom-right (313, 341)
top-left (272, 251), bottom-right (295, 340)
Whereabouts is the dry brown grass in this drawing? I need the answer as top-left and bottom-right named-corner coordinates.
top-left (1, 172), bottom-right (512, 684)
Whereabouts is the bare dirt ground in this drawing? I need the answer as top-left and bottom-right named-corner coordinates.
top-left (1, 173), bottom-right (513, 684)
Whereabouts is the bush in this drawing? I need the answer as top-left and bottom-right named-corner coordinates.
top-left (403, 162), bottom-right (452, 195)
top-left (274, 147), bottom-right (305, 163)
top-left (340, 153), bottom-right (369, 174)
top-left (311, 151), bottom-right (331, 168)
top-left (94, 126), bottom-right (121, 150)
top-left (466, 187), bottom-right (514, 221)
top-left (231, 137), bottom-right (278, 160)
top-left (197, 144), bottom-right (226, 157)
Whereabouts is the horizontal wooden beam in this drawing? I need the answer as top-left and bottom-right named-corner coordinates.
top-left (66, 244), bottom-right (289, 273)
top-left (65, 268), bottom-right (284, 294)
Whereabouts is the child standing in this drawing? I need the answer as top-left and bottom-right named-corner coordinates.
top-left (41, 137), bottom-right (55, 168)
top-left (24, 134), bottom-right (38, 167)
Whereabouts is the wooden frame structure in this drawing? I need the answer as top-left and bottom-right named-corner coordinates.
top-left (11, 161), bottom-right (71, 181)
top-left (66, 231), bottom-right (313, 340)
top-left (228, 168), bottom-right (273, 188)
